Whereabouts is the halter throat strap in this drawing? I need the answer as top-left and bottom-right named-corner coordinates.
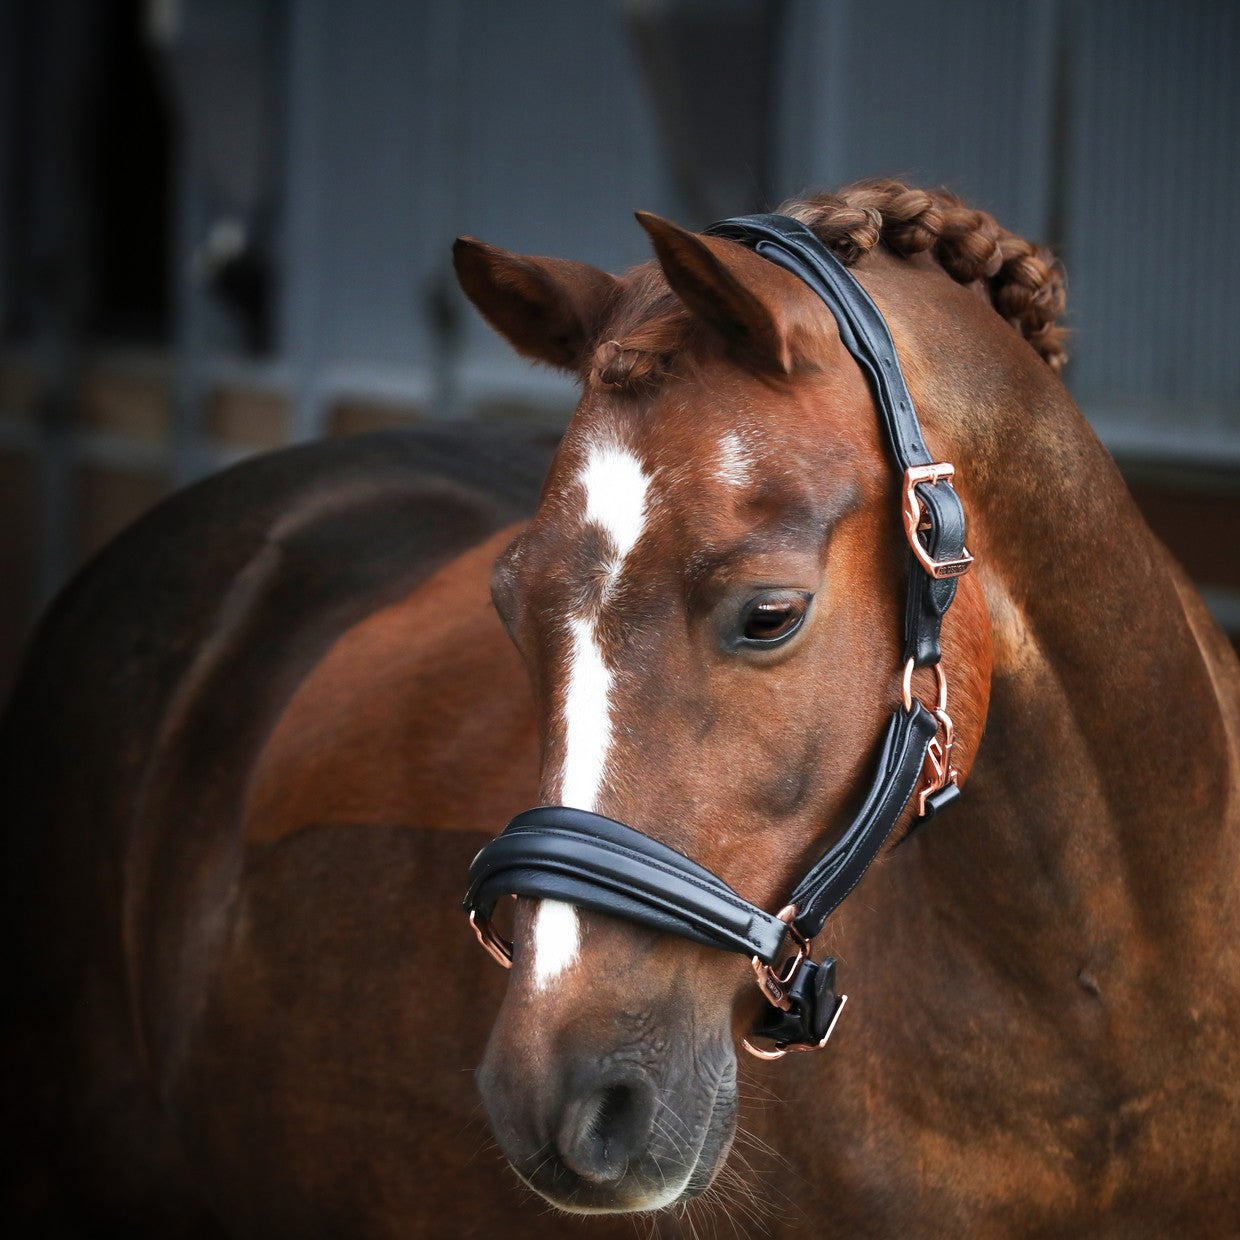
top-left (463, 213), bottom-right (972, 1055)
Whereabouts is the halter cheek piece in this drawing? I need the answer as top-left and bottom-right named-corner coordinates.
top-left (463, 214), bottom-right (973, 1058)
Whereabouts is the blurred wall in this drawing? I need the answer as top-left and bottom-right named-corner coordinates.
top-left (1, 0), bottom-right (1237, 699)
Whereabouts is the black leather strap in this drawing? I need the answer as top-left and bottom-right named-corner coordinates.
top-left (704, 214), bottom-right (967, 668)
top-left (903, 479), bottom-right (967, 665)
top-left (464, 701), bottom-right (937, 968)
top-left (465, 806), bottom-right (791, 963)
top-left (788, 701), bottom-right (938, 940)
top-left (706, 214), bottom-right (935, 471)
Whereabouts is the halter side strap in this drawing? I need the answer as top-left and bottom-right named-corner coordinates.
top-left (706, 214), bottom-right (969, 669)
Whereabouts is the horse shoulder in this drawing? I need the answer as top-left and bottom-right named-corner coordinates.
top-left (243, 522), bottom-right (538, 844)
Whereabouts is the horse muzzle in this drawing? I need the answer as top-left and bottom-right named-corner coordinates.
top-left (476, 1013), bottom-right (738, 1212)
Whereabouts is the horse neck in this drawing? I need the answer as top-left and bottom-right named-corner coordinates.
top-left (901, 299), bottom-right (1240, 985)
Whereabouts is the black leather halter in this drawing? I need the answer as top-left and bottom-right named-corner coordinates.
top-left (463, 214), bottom-right (973, 1056)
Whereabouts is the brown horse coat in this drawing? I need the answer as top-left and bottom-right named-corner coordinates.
top-left (4, 186), bottom-right (1240, 1238)
top-left (1, 427), bottom-right (563, 1235)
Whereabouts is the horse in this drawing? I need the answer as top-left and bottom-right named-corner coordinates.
top-left (3, 181), bottom-right (1239, 1238)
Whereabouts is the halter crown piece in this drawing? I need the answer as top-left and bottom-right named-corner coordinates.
top-left (463, 215), bottom-right (972, 1057)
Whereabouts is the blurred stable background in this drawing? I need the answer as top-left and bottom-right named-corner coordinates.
top-left (1, 0), bottom-right (1237, 701)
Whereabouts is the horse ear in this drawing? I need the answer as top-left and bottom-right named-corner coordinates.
top-left (636, 211), bottom-right (833, 375)
top-left (453, 237), bottom-right (620, 371)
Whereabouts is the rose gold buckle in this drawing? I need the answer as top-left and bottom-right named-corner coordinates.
top-left (916, 714), bottom-right (957, 816)
top-left (743, 905), bottom-right (837, 1061)
top-left (747, 905), bottom-right (809, 1012)
top-left (902, 463), bottom-right (973, 579)
top-left (469, 907), bottom-right (514, 969)
top-left (902, 659), bottom-right (959, 817)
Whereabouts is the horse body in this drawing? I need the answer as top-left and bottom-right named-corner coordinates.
top-left (736, 251), bottom-right (1240, 1236)
top-left (452, 192), bottom-right (1240, 1234)
top-left (4, 184), bottom-right (1239, 1237)
top-left (1, 428), bottom-right (581, 1235)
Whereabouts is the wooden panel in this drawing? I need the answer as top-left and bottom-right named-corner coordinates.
top-left (0, 355), bottom-right (44, 418)
top-left (77, 359), bottom-right (170, 439)
top-left (328, 399), bottom-right (424, 438)
top-left (1125, 469), bottom-right (1240, 653)
top-left (1128, 483), bottom-right (1240, 593)
top-left (206, 386), bottom-right (289, 449)
top-left (470, 396), bottom-right (574, 429)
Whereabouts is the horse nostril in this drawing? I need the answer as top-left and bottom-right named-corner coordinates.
top-left (557, 1076), bottom-right (657, 1185)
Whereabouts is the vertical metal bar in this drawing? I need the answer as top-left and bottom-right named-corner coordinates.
top-left (1041, 0), bottom-right (1076, 258)
top-left (29, 0), bottom-right (97, 606)
top-left (0, 0), bottom-right (12, 329)
top-left (814, 0), bottom-right (850, 193)
top-left (169, 146), bottom-right (209, 487)
top-left (35, 368), bottom-right (74, 608)
top-left (424, 0), bottom-right (466, 422)
top-left (282, 0), bottom-right (327, 442)
top-left (772, 0), bottom-right (847, 194)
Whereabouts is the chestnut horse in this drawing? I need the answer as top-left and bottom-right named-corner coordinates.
top-left (4, 182), bottom-right (1240, 1238)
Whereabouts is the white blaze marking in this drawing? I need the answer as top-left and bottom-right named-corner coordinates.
top-left (716, 431), bottom-right (753, 487)
top-left (531, 897), bottom-right (582, 991)
top-left (581, 442), bottom-right (652, 561)
top-left (531, 439), bottom-right (651, 992)
top-left (560, 615), bottom-right (615, 809)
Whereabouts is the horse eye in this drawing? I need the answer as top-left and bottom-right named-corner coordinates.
top-left (739, 593), bottom-right (811, 646)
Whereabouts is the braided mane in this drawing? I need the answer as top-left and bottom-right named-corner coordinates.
top-left (785, 180), bottom-right (1067, 372)
top-left (590, 180), bottom-right (1067, 389)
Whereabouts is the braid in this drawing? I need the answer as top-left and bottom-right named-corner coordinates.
top-left (783, 180), bottom-right (1068, 372)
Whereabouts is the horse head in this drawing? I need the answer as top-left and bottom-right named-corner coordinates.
top-left (452, 185), bottom-right (1026, 1213)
